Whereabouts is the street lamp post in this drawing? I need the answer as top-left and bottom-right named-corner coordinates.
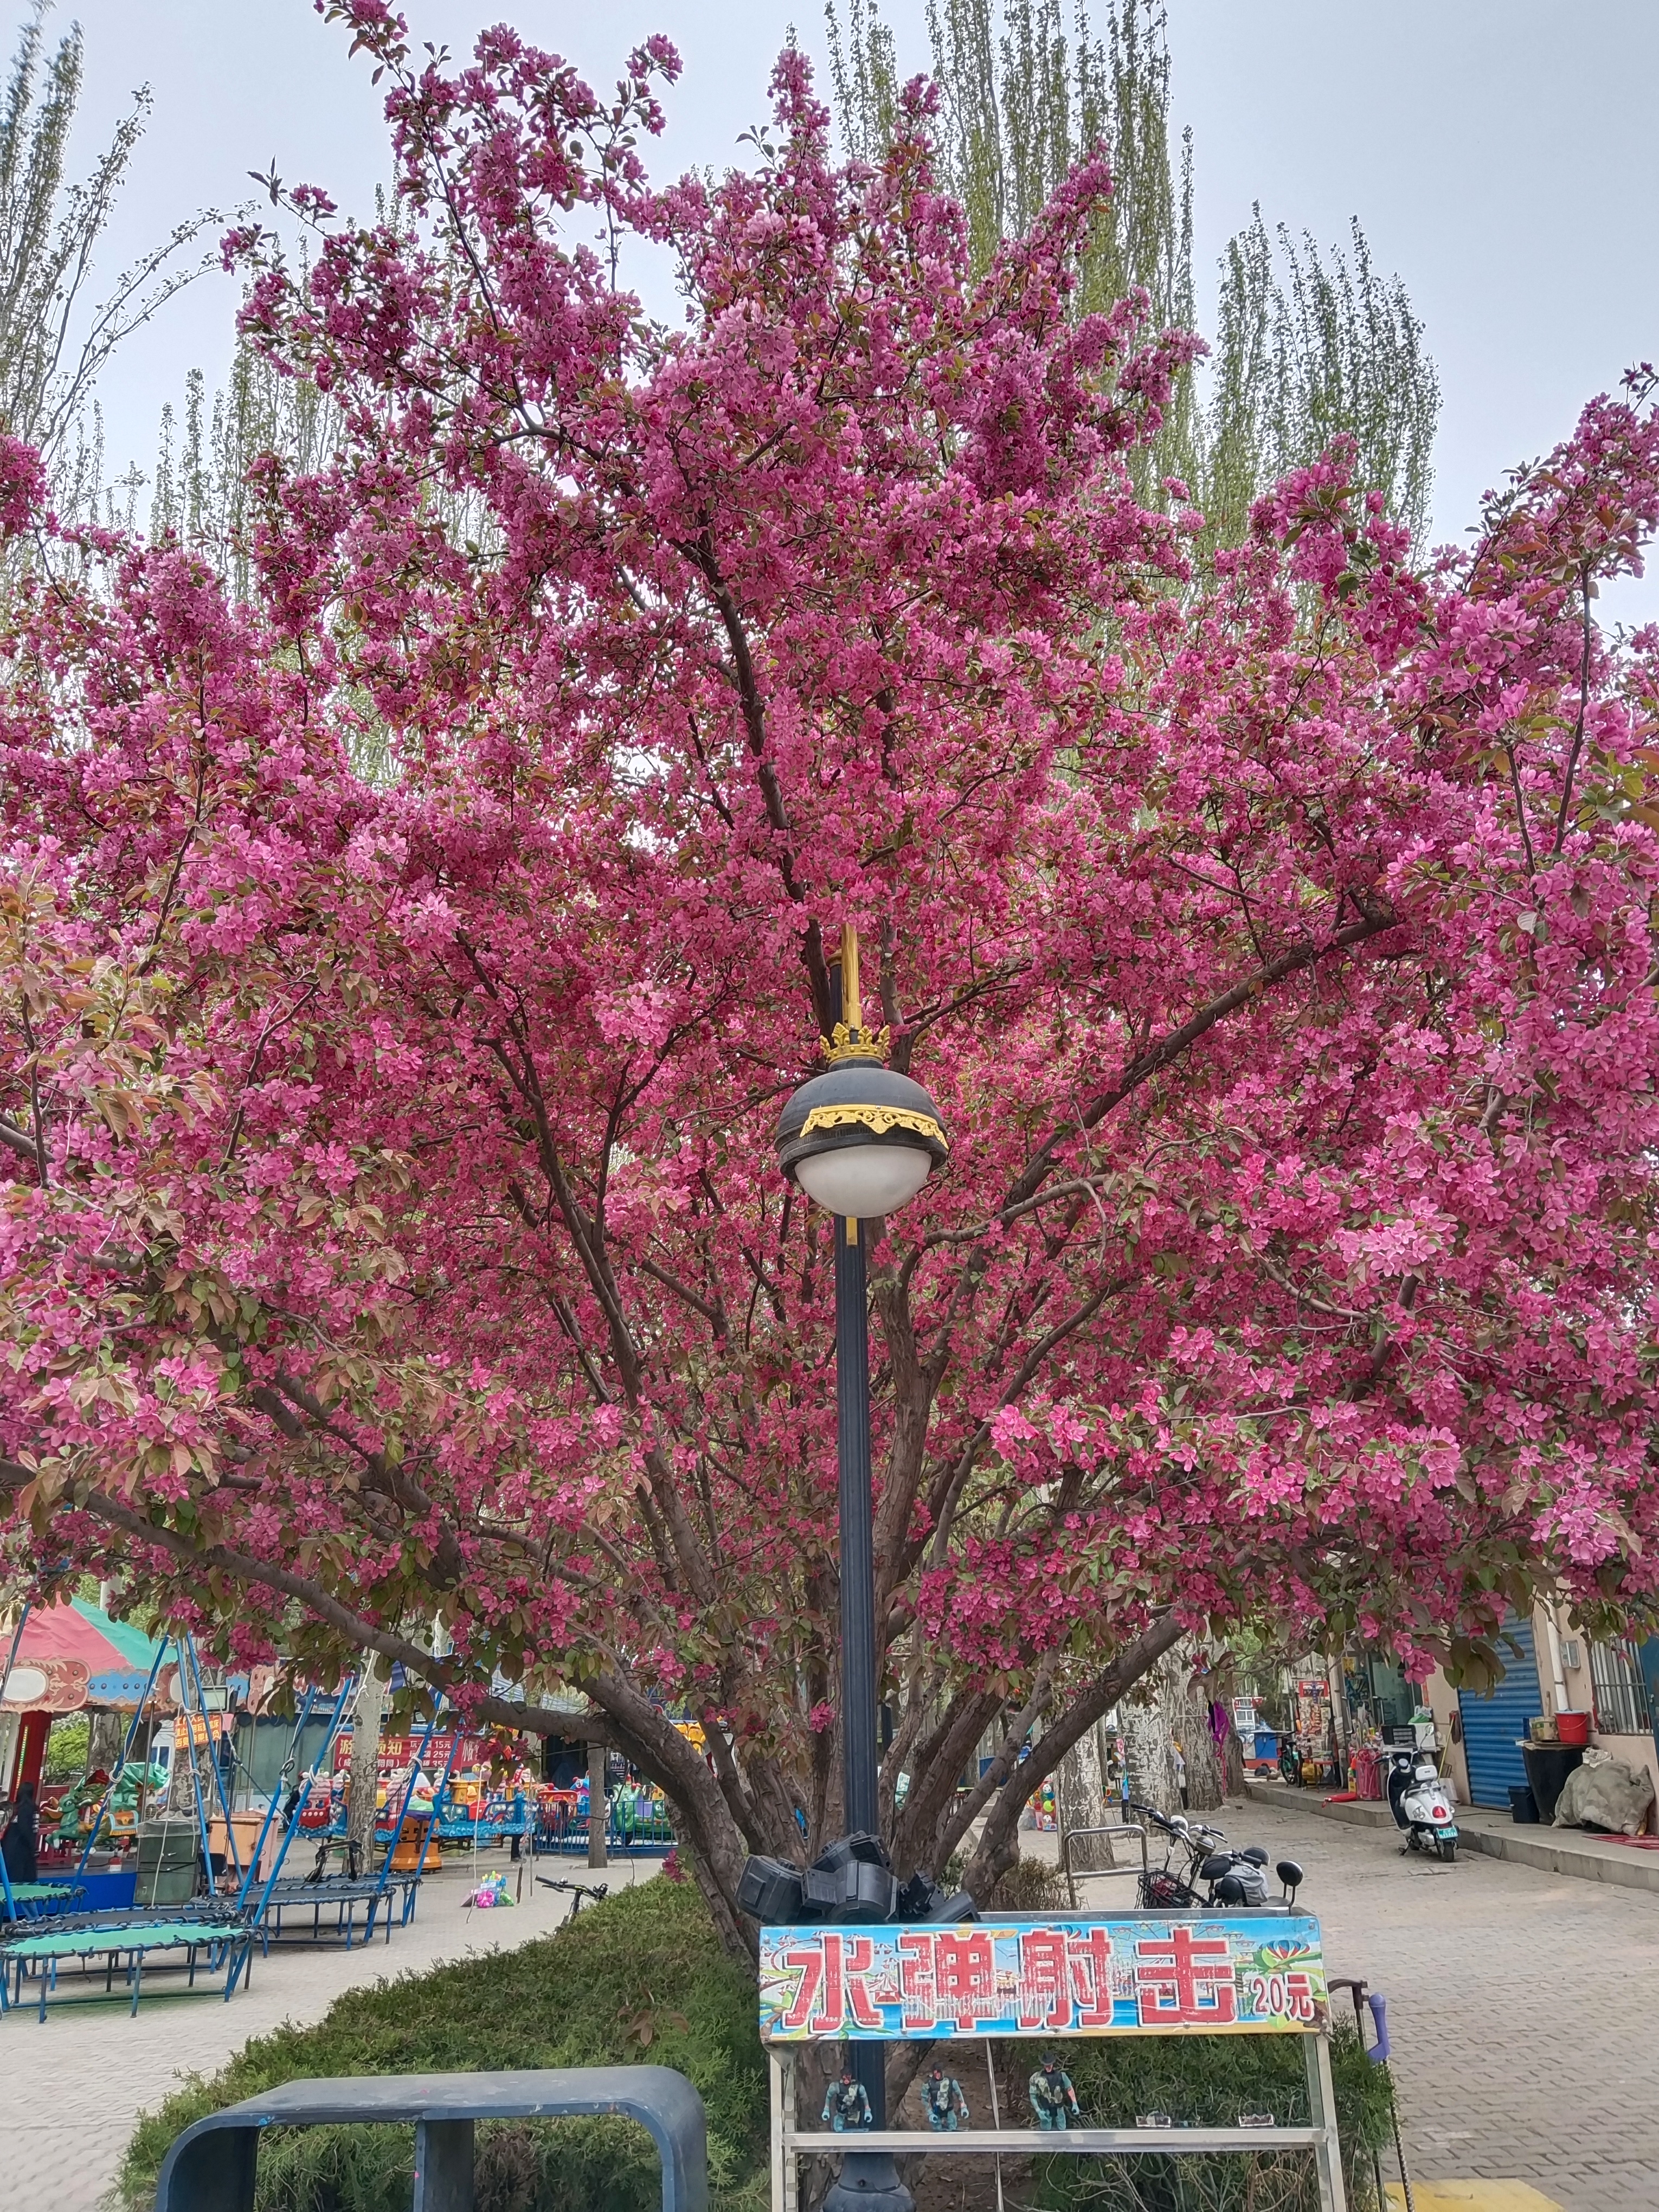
top-left (776, 924), bottom-right (949, 2212)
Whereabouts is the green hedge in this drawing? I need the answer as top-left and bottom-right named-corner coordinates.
top-left (117, 1876), bottom-right (769, 2212)
top-left (118, 1873), bottom-right (1399, 2212)
top-left (1021, 2026), bottom-right (1397, 2212)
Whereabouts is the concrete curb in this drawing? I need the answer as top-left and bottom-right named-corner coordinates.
top-left (1243, 1778), bottom-right (1659, 1896)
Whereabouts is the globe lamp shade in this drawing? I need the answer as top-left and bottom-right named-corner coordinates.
top-left (776, 1062), bottom-right (948, 1218)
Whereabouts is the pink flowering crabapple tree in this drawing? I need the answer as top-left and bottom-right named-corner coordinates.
top-left (7, 5), bottom-right (1659, 1959)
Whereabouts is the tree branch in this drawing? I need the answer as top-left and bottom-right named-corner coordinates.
top-left (1004, 907), bottom-right (1398, 1213)
top-left (963, 1610), bottom-right (1185, 1898)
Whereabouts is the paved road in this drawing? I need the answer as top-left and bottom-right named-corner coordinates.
top-left (11, 1813), bottom-right (1653, 2212)
top-left (1201, 1795), bottom-right (1659, 2212)
top-left (0, 1858), bottom-right (633, 2211)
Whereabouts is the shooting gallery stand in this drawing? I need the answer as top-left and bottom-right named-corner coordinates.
top-left (762, 1911), bottom-right (1348, 2212)
top-left (150, 2065), bottom-right (709, 2212)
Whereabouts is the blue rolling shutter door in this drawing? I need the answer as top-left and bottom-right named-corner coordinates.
top-left (1458, 1616), bottom-right (1540, 1806)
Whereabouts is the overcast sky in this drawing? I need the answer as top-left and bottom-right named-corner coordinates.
top-left (43, 1), bottom-right (1659, 603)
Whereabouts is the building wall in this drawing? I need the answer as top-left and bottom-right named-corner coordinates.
top-left (1553, 1616), bottom-right (1659, 1819)
top-left (1420, 1667), bottom-right (1470, 1804)
top-left (1422, 1604), bottom-right (1659, 1827)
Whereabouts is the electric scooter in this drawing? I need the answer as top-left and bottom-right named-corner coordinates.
top-left (1385, 1745), bottom-right (1458, 1862)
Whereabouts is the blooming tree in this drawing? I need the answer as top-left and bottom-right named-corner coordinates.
top-left (6, 8), bottom-right (1659, 1958)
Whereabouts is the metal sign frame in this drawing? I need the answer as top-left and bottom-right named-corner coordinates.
top-left (768, 2035), bottom-right (1345, 2212)
top-left (762, 1911), bottom-right (1347, 2212)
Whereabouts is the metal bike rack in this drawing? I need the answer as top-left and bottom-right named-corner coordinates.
top-left (151, 2065), bottom-right (709, 2212)
top-left (1060, 1821), bottom-right (1149, 1907)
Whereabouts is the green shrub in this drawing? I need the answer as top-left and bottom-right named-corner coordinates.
top-left (117, 1868), bottom-right (1396, 2212)
top-left (115, 1876), bottom-right (769, 2212)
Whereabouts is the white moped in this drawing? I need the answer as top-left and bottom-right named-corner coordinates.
top-left (1386, 1744), bottom-right (1458, 1862)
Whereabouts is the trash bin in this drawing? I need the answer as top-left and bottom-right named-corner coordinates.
top-left (1520, 1740), bottom-right (1584, 1823)
top-left (1508, 1784), bottom-right (1539, 1824)
top-left (136, 1818), bottom-right (201, 1906)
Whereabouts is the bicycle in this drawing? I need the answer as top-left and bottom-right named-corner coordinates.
top-left (535, 1874), bottom-right (609, 1922)
top-left (1126, 1801), bottom-right (1303, 1911)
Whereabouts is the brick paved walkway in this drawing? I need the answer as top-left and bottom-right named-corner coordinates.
top-left (10, 1815), bottom-right (1653, 2212)
top-left (1219, 1795), bottom-right (1659, 2212)
top-left (0, 1857), bottom-right (635, 2211)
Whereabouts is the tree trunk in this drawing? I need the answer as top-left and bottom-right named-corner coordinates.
top-left (506, 1613), bottom-right (1189, 1969)
top-left (1223, 1713), bottom-right (1246, 1798)
top-left (1171, 1662), bottom-right (1224, 1815)
top-left (346, 1652), bottom-right (389, 1875)
top-left (87, 1709), bottom-right (125, 1776)
top-left (1054, 1721), bottom-right (1113, 1873)
top-left (588, 1738), bottom-right (608, 1868)
top-left (1121, 1677), bottom-right (1180, 1816)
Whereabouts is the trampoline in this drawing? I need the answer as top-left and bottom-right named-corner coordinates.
top-left (1, 1902), bottom-right (253, 2020)
top-left (254, 1870), bottom-right (422, 1950)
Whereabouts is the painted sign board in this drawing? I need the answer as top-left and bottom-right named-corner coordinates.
top-left (759, 1915), bottom-right (1327, 2041)
top-left (86, 1669), bottom-right (161, 1708)
top-left (0, 1657), bottom-right (88, 1713)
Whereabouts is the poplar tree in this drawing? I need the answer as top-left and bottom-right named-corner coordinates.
top-left (827, 0), bottom-right (1439, 548)
top-left (0, 3), bottom-right (222, 522)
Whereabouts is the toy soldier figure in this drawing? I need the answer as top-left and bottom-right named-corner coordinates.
top-left (822, 2060), bottom-right (872, 2132)
top-left (1030, 2053), bottom-right (1081, 2130)
top-left (922, 2063), bottom-right (970, 2131)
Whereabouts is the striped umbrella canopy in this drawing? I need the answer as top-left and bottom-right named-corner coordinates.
top-left (1, 1598), bottom-right (171, 1713)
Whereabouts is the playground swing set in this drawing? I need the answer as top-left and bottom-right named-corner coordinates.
top-left (2, 1621), bottom-right (255, 2018)
top-left (0, 1626), bottom-right (461, 2017)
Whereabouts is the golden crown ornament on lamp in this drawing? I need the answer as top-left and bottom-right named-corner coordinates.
top-left (775, 925), bottom-right (949, 1226)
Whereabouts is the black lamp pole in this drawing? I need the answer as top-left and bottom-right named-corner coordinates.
top-left (834, 1207), bottom-right (884, 2123)
top-left (770, 925), bottom-right (948, 2212)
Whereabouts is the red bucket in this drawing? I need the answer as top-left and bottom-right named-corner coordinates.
top-left (1556, 1709), bottom-right (1591, 1746)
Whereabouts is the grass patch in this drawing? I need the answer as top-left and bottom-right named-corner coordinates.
top-left (115, 1875), bottom-right (768, 2212)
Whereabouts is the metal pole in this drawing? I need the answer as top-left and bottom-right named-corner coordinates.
top-left (235, 1684), bottom-right (317, 1912)
top-left (376, 1705), bottom-right (441, 1886)
top-left (824, 1211), bottom-right (911, 2212)
top-left (835, 1214), bottom-right (879, 1846)
top-left (75, 1635), bottom-right (170, 1877)
top-left (819, 931), bottom-right (910, 2212)
top-left (0, 1601), bottom-right (30, 1710)
top-left (835, 1214), bottom-right (882, 2117)
top-left (0, 1602), bottom-right (29, 1801)
top-left (588, 1738), bottom-right (608, 1869)
top-left (185, 1636), bottom-right (243, 1884)
top-left (249, 1675), bottom-right (356, 1927)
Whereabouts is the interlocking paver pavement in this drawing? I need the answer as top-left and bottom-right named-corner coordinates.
top-left (10, 1814), bottom-right (1653, 2212)
top-left (0, 1857), bottom-right (638, 2211)
top-left (1219, 1795), bottom-right (1659, 2212)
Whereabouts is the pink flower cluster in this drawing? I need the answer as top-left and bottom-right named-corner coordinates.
top-left (5, 23), bottom-right (1659, 1816)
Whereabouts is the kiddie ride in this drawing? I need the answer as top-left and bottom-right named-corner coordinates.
top-left (303, 1755), bottom-right (535, 1865)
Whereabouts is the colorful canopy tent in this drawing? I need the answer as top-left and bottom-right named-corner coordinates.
top-left (1, 1599), bottom-right (172, 1796)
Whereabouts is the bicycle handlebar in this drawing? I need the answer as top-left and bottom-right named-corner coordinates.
top-left (1126, 1799), bottom-right (1180, 1836)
